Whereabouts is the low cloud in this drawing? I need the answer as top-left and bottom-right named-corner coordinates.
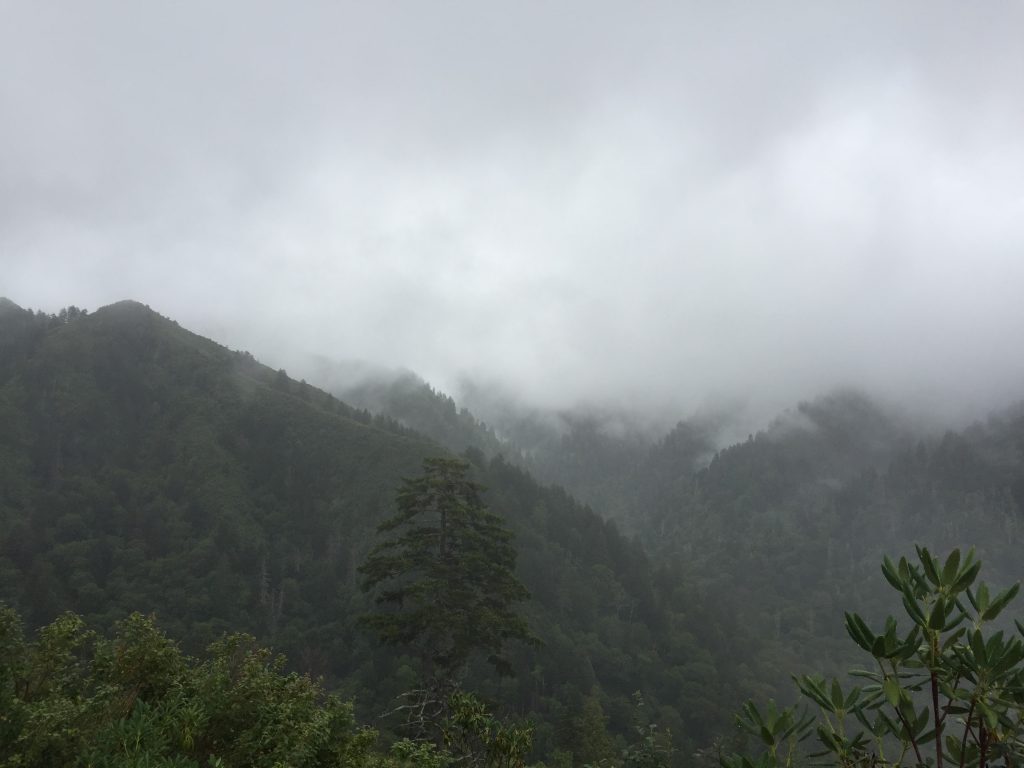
top-left (3, 1), bottom-right (1022, 425)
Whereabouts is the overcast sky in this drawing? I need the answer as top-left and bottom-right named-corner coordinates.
top-left (3, 1), bottom-right (1023, 422)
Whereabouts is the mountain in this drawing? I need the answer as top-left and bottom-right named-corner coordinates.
top-left (0, 299), bottom-right (438, 636)
top-left (0, 300), bottom-right (755, 760)
top-left (0, 297), bottom-right (25, 315)
top-left (5, 298), bottom-right (1024, 762)
top-left (317, 361), bottom-right (1024, 694)
top-left (628, 390), bottom-right (1024, 691)
top-left (306, 359), bottom-right (513, 460)
top-left (311, 367), bottom-right (669, 521)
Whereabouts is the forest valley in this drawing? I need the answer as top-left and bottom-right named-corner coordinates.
top-left (2, 298), bottom-right (1024, 767)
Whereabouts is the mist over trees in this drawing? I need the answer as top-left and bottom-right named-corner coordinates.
top-left (359, 457), bottom-right (534, 737)
top-left (0, 300), bottom-right (753, 763)
top-left (2, 298), bottom-right (1024, 766)
top-left (2, 3), bottom-right (1022, 765)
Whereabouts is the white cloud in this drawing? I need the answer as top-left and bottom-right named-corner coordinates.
top-left (2, 1), bottom-right (1023, 421)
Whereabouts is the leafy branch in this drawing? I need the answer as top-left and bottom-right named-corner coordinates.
top-left (725, 547), bottom-right (1024, 768)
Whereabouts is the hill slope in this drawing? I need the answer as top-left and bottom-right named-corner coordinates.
top-left (0, 300), bottom-right (753, 759)
top-left (319, 362), bottom-right (1024, 696)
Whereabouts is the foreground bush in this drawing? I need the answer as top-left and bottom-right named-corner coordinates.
top-left (725, 547), bottom-right (1024, 768)
top-left (0, 605), bottom-right (374, 767)
top-left (0, 604), bottom-right (540, 768)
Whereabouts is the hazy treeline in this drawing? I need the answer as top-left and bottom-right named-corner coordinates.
top-left (2, 297), bottom-right (1023, 765)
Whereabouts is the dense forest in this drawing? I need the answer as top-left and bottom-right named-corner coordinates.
top-left (318, 356), bottom-right (1024, 695)
top-left (2, 298), bottom-right (1024, 765)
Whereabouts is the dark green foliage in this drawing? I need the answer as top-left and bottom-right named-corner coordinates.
top-left (727, 548), bottom-right (1024, 768)
top-left (0, 300), bottom-right (745, 763)
top-left (603, 393), bottom-right (1024, 708)
top-left (360, 458), bottom-right (533, 681)
top-left (439, 690), bottom-right (534, 768)
top-left (619, 694), bottom-right (675, 768)
top-left (17, 298), bottom-right (1024, 764)
top-left (0, 603), bottom-right (537, 768)
top-left (360, 379), bottom-right (1024, 753)
top-left (0, 604), bottom-right (375, 767)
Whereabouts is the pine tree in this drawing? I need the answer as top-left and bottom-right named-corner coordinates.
top-left (359, 458), bottom-right (533, 693)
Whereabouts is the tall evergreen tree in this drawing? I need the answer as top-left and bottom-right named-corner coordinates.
top-left (359, 458), bottom-right (533, 704)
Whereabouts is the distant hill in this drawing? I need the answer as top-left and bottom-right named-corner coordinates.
top-left (310, 365), bottom-right (670, 521)
top-left (313, 356), bottom-right (1024, 695)
top-left (5, 298), bottom-right (1023, 761)
top-left (0, 299), bottom-right (756, 759)
top-left (0, 299), bottom-right (438, 634)
top-left (307, 358), bottom-right (513, 460)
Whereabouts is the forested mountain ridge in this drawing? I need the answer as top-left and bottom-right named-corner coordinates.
top-left (625, 392), bottom-right (1024, 694)
top-left (311, 363), bottom-right (663, 520)
top-left (314, 355), bottom-right (1024, 589)
top-left (0, 298), bottom-right (441, 636)
top-left (309, 357), bottom-right (1024, 697)
top-left (4, 297), bottom-right (1023, 762)
top-left (307, 360), bottom-right (513, 461)
top-left (0, 298), bottom-right (754, 761)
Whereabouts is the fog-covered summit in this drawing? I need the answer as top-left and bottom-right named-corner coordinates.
top-left (4, 2), bottom-right (1023, 423)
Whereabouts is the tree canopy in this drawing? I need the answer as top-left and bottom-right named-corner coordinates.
top-left (726, 547), bottom-right (1024, 768)
top-left (0, 603), bottom-right (375, 768)
top-left (359, 458), bottom-right (534, 685)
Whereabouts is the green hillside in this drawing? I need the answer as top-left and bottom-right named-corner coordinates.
top-left (6, 298), bottom-right (1023, 764)
top-left (322, 366), bottom-right (1024, 703)
top-left (309, 362), bottom-right (512, 461)
top-left (0, 300), bottom-right (753, 761)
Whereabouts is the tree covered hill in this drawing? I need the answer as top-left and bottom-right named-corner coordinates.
top-left (0, 298), bottom-right (441, 639)
top-left (310, 364), bottom-right (664, 521)
top-left (6, 297), bottom-right (1021, 761)
top-left (306, 359), bottom-right (512, 461)
top-left (623, 391), bottom-right (1024, 696)
top-left (0, 299), bottom-right (755, 760)
top-left (314, 357), bottom-right (1024, 700)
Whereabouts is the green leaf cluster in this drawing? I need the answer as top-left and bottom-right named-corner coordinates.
top-left (0, 603), bottom-right (375, 767)
top-left (727, 547), bottom-right (1024, 768)
top-left (359, 458), bottom-right (534, 683)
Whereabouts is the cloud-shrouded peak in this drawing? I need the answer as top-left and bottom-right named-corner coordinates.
top-left (3, 2), bottom-right (1023, 424)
